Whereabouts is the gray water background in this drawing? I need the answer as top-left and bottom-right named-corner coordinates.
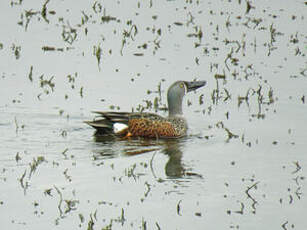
top-left (0, 0), bottom-right (306, 229)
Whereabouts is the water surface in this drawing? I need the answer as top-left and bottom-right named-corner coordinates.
top-left (0, 0), bottom-right (306, 229)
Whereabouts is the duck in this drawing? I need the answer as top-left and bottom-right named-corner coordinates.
top-left (84, 80), bottom-right (206, 138)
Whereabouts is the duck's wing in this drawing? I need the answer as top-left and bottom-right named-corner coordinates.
top-left (84, 119), bottom-right (112, 132)
top-left (85, 111), bottom-right (167, 136)
top-left (93, 111), bottom-right (131, 124)
top-left (129, 112), bottom-right (166, 121)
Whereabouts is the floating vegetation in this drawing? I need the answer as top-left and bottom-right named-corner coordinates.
top-left (120, 21), bottom-right (138, 55)
top-left (92, 1), bottom-right (103, 14)
top-left (29, 156), bottom-right (46, 178)
top-left (93, 44), bottom-right (102, 70)
top-left (79, 86), bottom-right (84, 98)
top-left (14, 117), bottom-right (25, 134)
top-left (54, 185), bottom-right (79, 220)
top-left (265, 23), bottom-right (284, 56)
top-left (17, 9), bottom-right (38, 31)
top-left (133, 52), bottom-right (144, 56)
top-left (11, 43), bottom-right (21, 59)
top-left (38, 74), bottom-right (55, 98)
top-left (61, 23), bottom-right (77, 44)
top-left (187, 25), bottom-right (203, 45)
top-left (101, 8), bottom-right (117, 23)
top-left (28, 65), bottom-right (33, 82)
top-left (41, 0), bottom-right (51, 23)
top-left (19, 169), bottom-right (29, 194)
top-left (41, 46), bottom-right (65, 52)
top-left (174, 22), bottom-right (184, 26)
top-left (1, 1), bottom-right (306, 229)
top-left (215, 121), bottom-right (239, 143)
top-left (15, 152), bottom-right (22, 163)
top-left (10, 0), bottom-right (23, 7)
top-left (67, 72), bottom-right (77, 89)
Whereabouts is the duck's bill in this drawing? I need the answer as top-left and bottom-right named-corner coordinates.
top-left (185, 80), bottom-right (206, 92)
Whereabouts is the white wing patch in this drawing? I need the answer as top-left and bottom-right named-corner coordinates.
top-left (113, 123), bottom-right (128, 133)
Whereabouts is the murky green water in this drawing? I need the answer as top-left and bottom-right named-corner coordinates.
top-left (1, 0), bottom-right (306, 229)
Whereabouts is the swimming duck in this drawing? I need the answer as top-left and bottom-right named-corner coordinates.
top-left (85, 80), bottom-right (206, 138)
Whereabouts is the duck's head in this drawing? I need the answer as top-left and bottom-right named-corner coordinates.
top-left (167, 80), bottom-right (206, 116)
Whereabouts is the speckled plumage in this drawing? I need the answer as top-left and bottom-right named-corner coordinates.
top-left (85, 80), bottom-right (206, 138)
top-left (128, 114), bottom-right (187, 138)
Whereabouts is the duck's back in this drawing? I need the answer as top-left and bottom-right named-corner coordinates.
top-left (128, 114), bottom-right (187, 138)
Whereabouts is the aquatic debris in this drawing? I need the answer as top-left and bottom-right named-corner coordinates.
top-left (41, 0), bottom-right (50, 23)
top-left (266, 23), bottom-right (284, 56)
top-left (101, 8), bottom-right (117, 23)
top-left (78, 213), bottom-right (85, 225)
top-left (120, 21), bottom-right (138, 55)
top-left (224, 48), bottom-right (239, 71)
top-left (245, 1), bottom-right (255, 14)
top-left (173, 22), bottom-right (183, 26)
top-left (28, 65), bottom-right (33, 82)
top-left (289, 32), bottom-right (299, 44)
top-left (133, 53), bottom-right (144, 56)
top-left (195, 212), bottom-right (202, 217)
top-left (237, 88), bottom-right (253, 107)
top-left (10, 0), bottom-right (23, 7)
top-left (54, 185), bottom-right (64, 218)
top-left (125, 163), bottom-right (137, 181)
top-left (234, 202), bottom-right (245, 215)
top-left (80, 11), bottom-right (89, 31)
top-left (93, 44), bottom-right (102, 71)
top-left (92, 1), bottom-right (102, 14)
top-left (87, 211), bottom-right (97, 230)
top-left (41, 46), bottom-right (65, 52)
top-left (225, 16), bottom-right (231, 32)
top-left (80, 86), bottom-right (84, 98)
top-left (281, 221), bottom-right (291, 230)
top-left (11, 43), bottom-right (21, 59)
top-left (17, 9), bottom-right (39, 31)
top-left (67, 72), bottom-right (77, 89)
top-left (176, 200), bottom-right (182, 216)
top-left (215, 121), bottom-right (239, 142)
top-left (61, 148), bottom-right (69, 159)
top-left (187, 25), bottom-right (203, 44)
top-left (15, 152), bottom-right (21, 163)
top-left (224, 127), bottom-right (239, 142)
top-left (245, 181), bottom-right (259, 213)
top-left (63, 168), bottom-right (72, 182)
top-left (141, 217), bottom-right (147, 230)
top-left (54, 185), bottom-right (79, 220)
top-left (19, 169), bottom-right (29, 194)
top-left (44, 188), bottom-right (52, 196)
top-left (14, 116), bottom-right (19, 134)
top-left (62, 23), bottom-right (77, 45)
top-left (291, 161), bottom-right (302, 174)
top-left (39, 74), bottom-right (55, 96)
top-left (223, 39), bottom-right (241, 53)
top-left (211, 72), bottom-right (228, 105)
top-left (64, 198), bottom-right (78, 214)
top-left (144, 182), bottom-right (151, 198)
top-left (29, 156), bottom-right (46, 178)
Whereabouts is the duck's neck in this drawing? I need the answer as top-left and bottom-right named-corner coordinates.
top-left (168, 96), bottom-right (183, 117)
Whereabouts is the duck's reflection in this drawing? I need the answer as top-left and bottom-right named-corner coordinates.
top-left (92, 134), bottom-right (201, 179)
top-left (162, 139), bottom-right (185, 178)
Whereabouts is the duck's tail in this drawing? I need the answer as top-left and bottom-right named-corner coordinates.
top-left (84, 111), bottom-right (130, 135)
